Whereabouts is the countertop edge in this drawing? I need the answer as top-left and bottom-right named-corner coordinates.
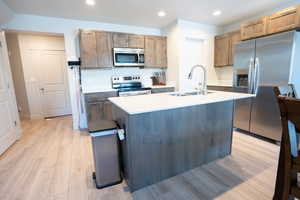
top-left (109, 92), bottom-right (254, 115)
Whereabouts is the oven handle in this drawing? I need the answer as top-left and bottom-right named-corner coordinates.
top-left (119, 90), bottom-right (151, 97)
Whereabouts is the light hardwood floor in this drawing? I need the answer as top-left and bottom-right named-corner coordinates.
top-left (0, 116), bottom-right (279, 200)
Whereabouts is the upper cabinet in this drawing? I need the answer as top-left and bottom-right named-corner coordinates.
top-left (79, 30), bottom-right (167, 69)
top-left (214, 30), bottom-right (241, 67)
top-left (113, 33), bottom-right (129, 47)
top-left (214, 34), bottom-right (230, 67)
top-left (241, 17), bottom-right (267, 41)
top-left (145, 36), bottom-right (167, 68)
top-left (113, 33), bottom-right (145, 48)
top-left (128, 34), bottom-right (145, 48)
top-left (267, 6), bottom-right (300, 34)
top-left (96, 31), bottom-right (114, 68)
top-left (241, 5), bottom-right (300, 41)
top-left (80, 30), bottom-right (113, 69)
top-left (229, 30), bottom-right (241, 66)
top-left (80, 30), bottom-right (98, 69)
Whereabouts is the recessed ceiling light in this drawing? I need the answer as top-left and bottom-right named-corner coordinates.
top-left (86, 0), bottom-right (96, 6)
top-left (213, 10), bottom-right (222, 16)
top-left (158, 11), bottom-right (166, 17)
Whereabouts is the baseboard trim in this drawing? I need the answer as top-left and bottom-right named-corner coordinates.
top-left (0, 131), bottom-right (19, 156)
top-left (30, 114), bottom-right (44, 120)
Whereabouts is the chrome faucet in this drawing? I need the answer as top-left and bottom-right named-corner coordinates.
top-left (188, 65), bottom-right (207, 95)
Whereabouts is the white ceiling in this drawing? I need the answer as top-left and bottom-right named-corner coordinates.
top-left (3, 0), bottom-right (298, 28)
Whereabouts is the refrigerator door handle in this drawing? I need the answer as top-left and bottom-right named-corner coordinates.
top-left (254, 57), bottom-right (260, 95)
top-left (248, 58), bottom-right (254, 94)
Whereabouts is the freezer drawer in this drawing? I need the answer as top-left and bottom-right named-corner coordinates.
top-left (250, 86), bottom-right (282, 141)
top-left (234, 99), bottom-right (251, 131)
top-left (233, 87), bottom-right (251, 131)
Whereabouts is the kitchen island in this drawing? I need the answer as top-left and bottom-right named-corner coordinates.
top-left (109, 91), bottom-right (253, 192)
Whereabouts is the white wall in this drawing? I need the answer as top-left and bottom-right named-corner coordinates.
top-left (163, 21), bottom-right (181, 90)
top-left (0, 0), bottom-right (14, 27)
top-left (5, 33), bottom-right (30, 119)
top-left (163, 19), bottom-right (222, 91)
top-left (3, 14), bottom-right (163, 129)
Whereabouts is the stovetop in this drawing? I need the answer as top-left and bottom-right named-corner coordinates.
top-left (118, 87), bottom-right (152, 92)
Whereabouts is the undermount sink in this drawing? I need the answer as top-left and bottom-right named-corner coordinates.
top-left (169, 91), bottom-right (213, 97)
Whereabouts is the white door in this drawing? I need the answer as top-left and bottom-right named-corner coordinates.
top-left (0, 32), bottom-right (21, 155)
top-left (38, 50), bottom-right (71, 118)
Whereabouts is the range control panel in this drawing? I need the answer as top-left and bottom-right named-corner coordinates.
top-left (111, 75), bottom-right (141, 83)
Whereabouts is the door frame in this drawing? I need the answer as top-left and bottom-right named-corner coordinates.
top-left (11, 31), bottom-right (71, 119)
top-left (0, 30), bottom-right (22, 155)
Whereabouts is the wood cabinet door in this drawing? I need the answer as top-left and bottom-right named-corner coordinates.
top-left (128, 34), bottom-right (145, 48)
top-left (267, 6), bottom-right (300, 34)
top-left (145, 36), bottom-right (156, 67)
top-left (229, 30), bottom-right (241, 66)
top-left (80, 30), bottom-right (98, 69)
top-left (96, 31), bottom-right (113, 68)
top-left (113, 33), bottom-right (129, 47)
top-left (241, 17), bottom-right (267, 40)
top-left (103, 101), bottom-right (113, 120)
top-left (145, 36), bottom-right (167, 68)
top-left (155, 37), bottom-right (167, 68)
top-left (214, 34), bottom-right (230, 67)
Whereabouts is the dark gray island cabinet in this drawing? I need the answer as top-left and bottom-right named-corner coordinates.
top-left (109, 91), bottom-right (253, 191)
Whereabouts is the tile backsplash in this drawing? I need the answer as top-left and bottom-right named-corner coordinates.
top-left (215, 66), bottom-right (234, 86)
top-left (81, 67), bottom-right (165, 90)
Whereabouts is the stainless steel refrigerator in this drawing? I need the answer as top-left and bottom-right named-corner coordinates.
top-left (233, 30), bottom-right (300, 141)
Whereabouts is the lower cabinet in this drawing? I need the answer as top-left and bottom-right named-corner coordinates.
top-left (207, 86), bottom-right (233, 92)
top-left (84, 91), bottom-right (118, 131)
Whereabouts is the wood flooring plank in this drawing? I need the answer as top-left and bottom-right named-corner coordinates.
top-left (0, 117), bottom-right (280, 200)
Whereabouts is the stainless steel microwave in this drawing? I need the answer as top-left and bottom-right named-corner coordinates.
top-left (113, 48), bottom-right (144, 67)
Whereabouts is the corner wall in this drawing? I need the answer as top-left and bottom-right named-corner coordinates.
top-left (5, 33), bottom-right (30, 119)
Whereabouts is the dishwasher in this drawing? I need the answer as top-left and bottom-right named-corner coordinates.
top-left (90, 120), bottom-right (124, 189)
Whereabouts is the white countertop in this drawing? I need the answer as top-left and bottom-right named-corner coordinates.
top-left (109, 90), bottom-right (255, 115)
